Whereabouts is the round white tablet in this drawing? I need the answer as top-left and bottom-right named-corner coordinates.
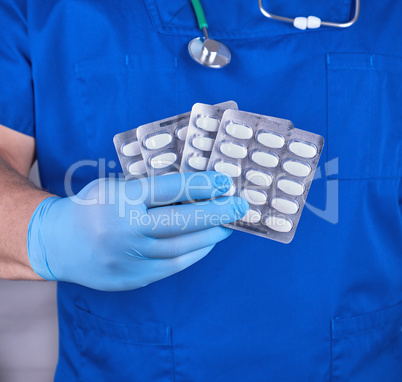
top-left (121, 141), bottom-right (141, 157)
top-left (271, 197), bottom-right (299, 215)
top-left (214, 161), bottom-right (242, 177)
top-left (223, 184), bottom-right (236, 197)
top-left (251, 151), bottom-right (279, 168)
top-left (241, 209), bottom-right (261, 224)
top-left (225, 122), bottom-right (253, 140)
top-left (192, 136), bottom-right (214, 151)
top-left (150, 152), bottom-right (177, 169)
top-left (196, 116), bottom-right (220, 132)
top-left (176, 126), bottom-right (188, 141)
top-left (282, 160), bottom-right (311, 177)
top-left (245, 170), bottom-right (272, 187)
top-left (220, 142), bottom-right (247, 159)
top-left (257, 132), bottom-right (285, 149)
top-left (188, 156), bottom-right (209, 171)
top-left (264, 215), bottom-right (293, 232)
top-left (277, 178), bottom-right (305, 196)
top-left (145, 133), bottom-right (172, 150)
top-left (240, 188), bottom-right (267, 206)
top-left (288, 140), bottom-right (317, 158)
top-left (128, 160), bottom-right (146, 175)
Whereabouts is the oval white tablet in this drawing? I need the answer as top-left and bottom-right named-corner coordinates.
top-left (225, 122), bottom-right (253, 140)
top-left (145, 133), bottom-right (172, 150)
top-left (150, 152), bottom-right (177, 169)
top-left (220, 142), bottom-right (247, 159)
top-left (277, 178), bottom-right (305, 196)
top-left (240, 188), bottom-right (267, 206)
top-left (214, 161), bottom-right (241, 178)
top-left (264, 215), bottom-right (293, 233)
top-left (188, 156), bottom-right (209, 171)
top-left (283, 160), bottom-right (311, 177)
top-left (128, 160), bottom-right (146, 175)
top-left (241, 209), bottom-right (261, 224)
top-left (288, 140), bottom-right (317, 158)
top-left (271, 197), bottom-right (299, 215)
top-left (176, 125), bottom-right (188, 141)
top-left (192, 136), bottom-right (214, 151)
top-left (121, 141), bottom-right (141, 157)
top-left (196, 116), bottom-right (220, 132)
top-left (257, 132), bottom-right (285, 149)
top-left (223, 184), bottom-right (236, 197)
top-left (251, 151), bottom-right (279, 168)
top-left (245, 170), bottom-right (272, 187)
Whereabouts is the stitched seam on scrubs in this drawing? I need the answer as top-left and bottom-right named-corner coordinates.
top-left (143, 0), bottom-right (162, 32)
top-left (169, 326), bottom-right (176, 382)
top-left (368, 65), bottom-right (373, 177)
top-left (74, 307), bottom-right (171, 345)
top-left (332, 321), bottom-right (402, 340)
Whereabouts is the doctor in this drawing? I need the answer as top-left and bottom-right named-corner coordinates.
top-left (0, 0), bottom-right (401, 381)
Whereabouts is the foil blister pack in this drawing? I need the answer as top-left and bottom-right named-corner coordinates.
top-left (180, 101), bottom-right (238, 173)
top-left (136, 111), bottom-right (190, 176)
top-left (113, 129), bottom-right (147, 180)
top-left (114, 102), bottom-right (324, 243)
top-left (206, 109), bottom-right (324, 243)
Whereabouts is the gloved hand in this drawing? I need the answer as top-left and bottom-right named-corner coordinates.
top-left (27, 171), bottom-right (248, 291)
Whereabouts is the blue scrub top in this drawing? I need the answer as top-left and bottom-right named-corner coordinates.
top-left (1, 0), bottom-right (401, 380)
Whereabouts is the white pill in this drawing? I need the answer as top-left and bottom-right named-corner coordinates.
top-left (150, 152), bottom-right (177, 169)
top-left (257, 132), bottom-right (285, 149)
top-left (277, 179), bottom-right (305, 196)
top-left (223, 184), bottom-right (236, 197)
top-left (192, 136), bottom-right (214, 151)
top-left (245, 170), bottom-right (272, 187)
top-left (176, 126), bottom-right (188, 141)
top-left (283, 160), bottom-right (311, 177)
top-left (240, 188), bottom-right (267, 206)
top-left (122, 141), bottom-right (141, 157)
top-left (251, 151), bottom-right (279, 168)
top-left (225, 122), bottom-right (253, 140)
top-left (220, 142), bottom-right (247, 159)
top-left (188, 156), bottom-right (209, 171)
top-left (196, 116), bottom-right (220, 132)
top-left (214, 161), bottom-right (242, 178)
top-left (162, 171), bottom-right (179, 176)
top-left (241, 209), bottom-right (261, 224)
top-left (264, 215), bottom-right (293, 233)
top-left (271, 197), bottom-right (299, 215)
top-left (128, 160), bottom-right (146, 175)
top-left (288, 140), bottom-right (317, 158)
top-left (145, 133), bottom-right (172, 150)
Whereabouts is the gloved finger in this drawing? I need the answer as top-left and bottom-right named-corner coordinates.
top-left (135, 244), bottom-right (216, 289)
top-left (141, 196), bottom-right (248, 237)
top-left (125, 171), bottom-right (233, 208)
top-left (132, 226), bottom-right (233, 259)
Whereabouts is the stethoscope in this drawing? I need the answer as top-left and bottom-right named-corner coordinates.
top-left (188, 0), bottom-right (361, 69)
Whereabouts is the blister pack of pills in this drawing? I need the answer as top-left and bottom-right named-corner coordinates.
top-left (180, 101), bottom-right (238, 173)
top-left (206, 109), bottom-right (324, 243)
top-left (113, 129), bottom-right (147, 180)
top-left (135, 111), bottom-right (191, 176)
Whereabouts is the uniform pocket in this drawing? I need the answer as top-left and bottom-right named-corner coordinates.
top-left (75, 53), bottom-right (177, 159)
top-left (331, 302), bottom-right (402, 382)
top-left (326, 53), bottom-right (402, 180)
top-left (73, 306), bottom-right (174, 382)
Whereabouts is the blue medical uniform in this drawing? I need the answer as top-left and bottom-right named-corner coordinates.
top-left (1, 0), bottom-right (401, 380)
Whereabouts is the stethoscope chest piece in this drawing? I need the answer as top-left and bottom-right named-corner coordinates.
top-left (188, 37), bottom-right (231, 69)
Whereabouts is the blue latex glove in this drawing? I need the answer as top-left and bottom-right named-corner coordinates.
top-left (27, 172), bottom-right (248, 291)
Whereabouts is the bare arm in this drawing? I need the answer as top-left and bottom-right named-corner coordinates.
top-left (0, 124), bottom-right (52, 280)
